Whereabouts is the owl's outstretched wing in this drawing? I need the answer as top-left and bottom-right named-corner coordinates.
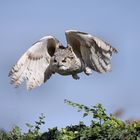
top-left (9, 36), bottom-right (61, 90)
top-left (65, 30), bottom-right (117, 73)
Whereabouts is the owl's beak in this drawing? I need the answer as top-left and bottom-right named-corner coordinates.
top-left (58, 62), bottom-right (64, 68)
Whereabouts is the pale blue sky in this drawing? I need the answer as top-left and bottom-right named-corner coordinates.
top-left (0, 0), bottom-right (140, 132)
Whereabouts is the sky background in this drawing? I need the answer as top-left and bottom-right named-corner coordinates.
top-left (0, 0), bottom-right (140, 132)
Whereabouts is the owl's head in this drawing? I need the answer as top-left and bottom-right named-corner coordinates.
top-left (51, 47), bottom-right (76, 73)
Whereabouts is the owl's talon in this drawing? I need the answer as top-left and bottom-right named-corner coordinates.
top-left (84, 67), bottom-right (92, 75)
top-left (72, 74), bottom-right (80, 80)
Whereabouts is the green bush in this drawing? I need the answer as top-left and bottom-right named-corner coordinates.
top-left (1, 100), bottom-right (140, 140)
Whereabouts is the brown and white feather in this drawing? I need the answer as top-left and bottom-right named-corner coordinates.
top-left (9, 36), bottom-right (60, 90)
top-left (65, 30), bottom-right (117, 73)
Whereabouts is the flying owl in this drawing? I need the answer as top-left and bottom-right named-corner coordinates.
top-left (9, 30), bottom-right (117, 90)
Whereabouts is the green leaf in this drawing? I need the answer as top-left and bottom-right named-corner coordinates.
top-left (83, 113), bottom-right (88, 117)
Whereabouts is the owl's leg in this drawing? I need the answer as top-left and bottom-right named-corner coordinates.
top-left (72, 74), bottom-right (80, 80)
top-left (84, 67), bottom-right (92, 75)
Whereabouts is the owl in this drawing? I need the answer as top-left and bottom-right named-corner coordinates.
top-left (9, 30), bottom-right (117, 90)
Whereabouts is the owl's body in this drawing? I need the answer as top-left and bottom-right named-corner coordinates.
top-left (9, 30), bottom-right (117, 90)
top-left (51, 47), bottom-right (84, 76)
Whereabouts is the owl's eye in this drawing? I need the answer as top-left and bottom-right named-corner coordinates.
top-left (62, 59), bottom-right (66, 63)
top-left (54, 59), bottom-right (57, 63)
top-left (69, 56), bottom-right (74, 59)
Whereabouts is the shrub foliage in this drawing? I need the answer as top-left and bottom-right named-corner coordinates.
top-left (0, 100), bottom-right (140, 140)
